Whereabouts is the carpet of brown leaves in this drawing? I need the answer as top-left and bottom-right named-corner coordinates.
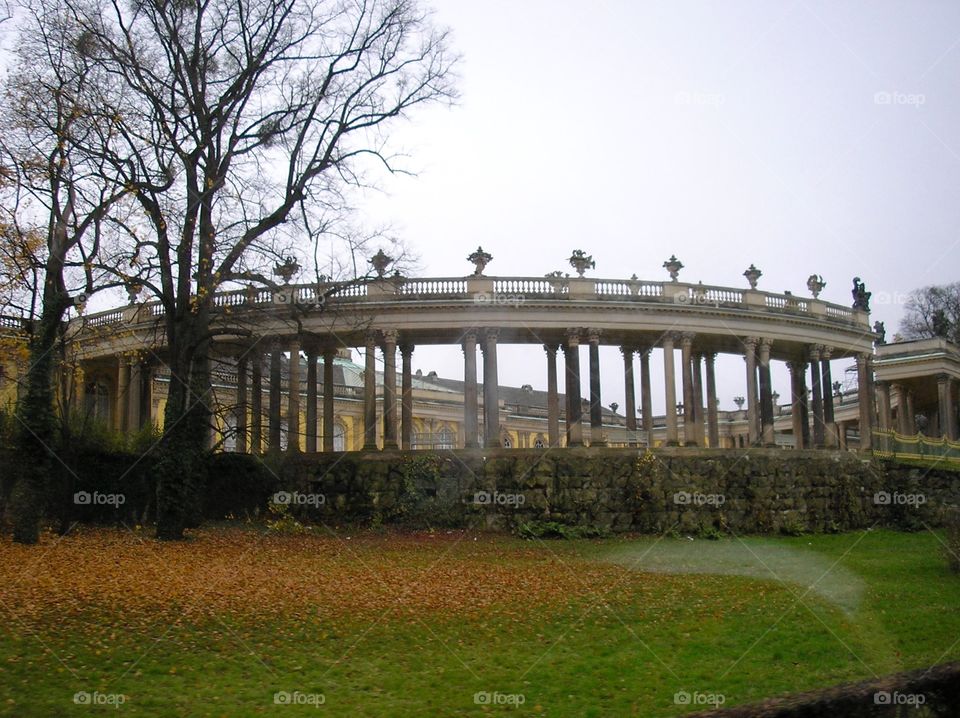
top-left (0, 527), bottom-right (658, 626)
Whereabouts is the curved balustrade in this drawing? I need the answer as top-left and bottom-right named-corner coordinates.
top-left (73, 273), bottom-right (868, 335)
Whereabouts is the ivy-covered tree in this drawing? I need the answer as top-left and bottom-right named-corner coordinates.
top-left (54, 0), bottom-right (455, 539)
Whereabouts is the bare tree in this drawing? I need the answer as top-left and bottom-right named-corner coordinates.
top-left (0, 0), bottom-right (132, 543)
top-left (899, 282), bottom-right (960, 345)
top-left (58, 0), bottom-right (455, 538)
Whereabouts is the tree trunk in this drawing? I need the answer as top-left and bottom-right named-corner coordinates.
top-left (10, 281), bottom-right (68, 544)
top-left (154, 313), bottom-right (212, 540)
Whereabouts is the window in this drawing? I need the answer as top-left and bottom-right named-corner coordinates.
top-left (437, 427), bottom-right (455, 449)
top-left (84, 381), bottom-right (111, 423)
top-left (502, 435), bottom-right (511, 448)
top-left (333, 422), bottom-right (346, 451)
top-left (223, 415), bottom-right (237, 452)
top-left (533, 435), bottom-right (546, 449)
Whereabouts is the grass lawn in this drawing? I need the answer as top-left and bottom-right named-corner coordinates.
top-left (0, 526), bottom-right (958, 716)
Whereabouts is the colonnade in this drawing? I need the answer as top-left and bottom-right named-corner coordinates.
top-left (210, 329), bottom-right (869, 453)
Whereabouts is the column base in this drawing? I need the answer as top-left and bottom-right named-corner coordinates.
top-left (382, 441), bottom-right (399, 450)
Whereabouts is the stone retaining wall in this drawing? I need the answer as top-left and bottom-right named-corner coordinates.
top-left (273, 448), bottom-right (960, 534)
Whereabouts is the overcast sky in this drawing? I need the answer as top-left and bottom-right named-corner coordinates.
top-left (353, 0), bottom-right (960, 412)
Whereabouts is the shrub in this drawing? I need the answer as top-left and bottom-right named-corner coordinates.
top-left (515, 520), bottom-right (610, 540)
top-left (204, 452), bottom-right (279, 519)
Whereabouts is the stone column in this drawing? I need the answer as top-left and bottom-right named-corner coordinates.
top-left (322, 345), bottom-right (335, 451)
top-left (838, 420), bottom-right (848, 450)
top-left (305, 347), bottom-right (318, 453)
top-left (692, 353), bottom-right (706, 447)
top-left (680, 333), bottom-right (696, 446)
top-left (482, 329), bottom-right (500, 448)
top-left (251, 350), bottom-right (262, 454)
top-left (744, 337), bottom-right (759, 446)
top-left (876, 381), bottom-right (892, 432)
top-left (799, 363), bottom-right (811, 449)
top-left (381, 329), bottom-right (398, 450)
top-left (788, 360), bottom-right (805, 449)
top-left (639, 348), bottom-right (654, 448)
top-left (905, 389), bottom-right (916, 434)
top-left (622, 347), bottom-right (637, 447)
top-left (268, 341), bottom-right (282, 452)
top-left (821, 348), bottom-right (837, 447)
top-left (893, 384), bottom-right (908, 435)
top-left (363, 331), bottom-right (378, 449)
top-left (400, 343), bottom-right (414, 450)
top-left (116, 358), bottom-right (129, 433)
top-left (564, 329), bottom-right (583, 446)
top-left (588, 329), bottom-right (604, 446)
top-left (287, 339), bottom-right (301, 452)
top-left (938, 374), bottom-right (956, 440)
top-left (705, 352), bottom-right (719, 448)
top-left (856, 353), bottom-right (873, 451)
top-left (236, 355), bottom-right (248, 453)
top-left (126, 357), bottom-right (142, 434)
top-left (809, 346), bottom-right (825, 448)
top-left (662, 335), bottom-right (679, 446)
top-left (545, 343), bottom-right (560, 447)
top-left (758, 340), bottom-right (775, 446)
top-left (463, 331), bottom-right (479, 448)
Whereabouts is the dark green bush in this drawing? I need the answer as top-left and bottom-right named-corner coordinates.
top-left (203, 452), bottom-right (279, 519)
top-left (515, 519), bottom-right (610, 540)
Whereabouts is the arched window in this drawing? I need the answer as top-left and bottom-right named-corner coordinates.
top-left (84, 381), bottom-right (110, 423)
top-left (333, 422), bottom-right (346, 452)
top-left (223, 415), bottom-right (237, 452)
top-left (533, 435), bottom-right (546, 449)
top-left (502, 435), bottom-right (512, 448)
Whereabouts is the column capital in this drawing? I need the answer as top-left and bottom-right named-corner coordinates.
top-left (544, 342), bottom-right (559, 355)
top-left (566, 327), bottom-right (582, 346)
top-left (364, 328), bottom-right (378, 345)
top-left (461, 328), bottom-right (477, 345)
top-left (680, 331), bottom-right (696, 347)
top-left (661, 333), bottom-right (677, 349)
top-left (808, 345), bottom-right (821, 361)
top-left (399, 341), bottom-right (415, 357)
top-left (620, 345), bottom-right (634, 359)
top-left (820, 346), bottom-right (834, 359)
top-left (703, 351), bottom-right (717, 364)
top-left (759, 337), bottom-right (774, 349)
top-left (742, 336), bottom-right (759, 349)
top-left (587, 328), bottom-right (602, 344)
top-left (380, 328), bottom-right (398, 345)
top-left (483, 327), bottom-right (499, 342)
top-left (937, 373), bottom-right (952, 385)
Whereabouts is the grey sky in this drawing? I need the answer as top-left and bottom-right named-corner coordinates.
top-left (355, 0), bottom-right (960, 412)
